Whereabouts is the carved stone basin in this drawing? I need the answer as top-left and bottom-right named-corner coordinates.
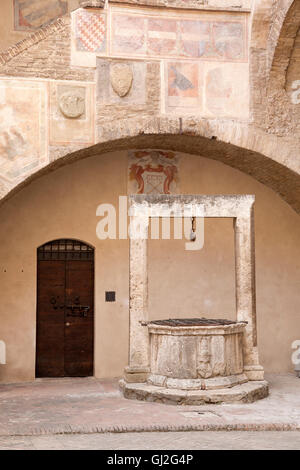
top-left (147, 318), bottom-right (248, 390)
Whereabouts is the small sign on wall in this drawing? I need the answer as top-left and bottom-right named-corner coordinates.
top-left (105, 291), bottom-right (116, 302)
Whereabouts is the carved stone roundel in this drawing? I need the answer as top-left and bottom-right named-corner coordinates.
top-left (59, 92), bottom-right (85, 119)
top-left (110, 64), bottom-right (133, 98)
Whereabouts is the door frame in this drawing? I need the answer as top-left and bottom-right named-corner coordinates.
top-left (35, 238), bottom-right (95, 378)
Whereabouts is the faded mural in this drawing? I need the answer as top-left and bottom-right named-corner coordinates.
top-left (111, 9), bottom-right (248, 62)
top-left (165, 61), bottom-right (248, 117)
top-left (0, 80), bottom-right (48, 185)
top-left (167, 61), bottom-right (202, 110)
top-left (14, 0), bottom-right (68, 30)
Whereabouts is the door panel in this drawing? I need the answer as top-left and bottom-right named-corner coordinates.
top-left (64, 260), bottom-right (94, 377)
top-left (36, 260), bottom-right (65, 377)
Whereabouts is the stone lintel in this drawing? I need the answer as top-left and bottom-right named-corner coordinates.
top-left (129, 194), bottom-right (255, 219)
top-left (108, 0), bottom-right (252, 13)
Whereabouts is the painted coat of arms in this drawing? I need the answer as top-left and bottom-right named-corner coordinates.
top-left (14, 0), bottom-right (68, 31)
top-left (128, 150), bottom-right (179, 195)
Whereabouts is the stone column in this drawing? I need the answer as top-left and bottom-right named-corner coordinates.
top-left (234, 209), bottom-right (264, 381)
top-left (124, 215), bottom-right (150, 383)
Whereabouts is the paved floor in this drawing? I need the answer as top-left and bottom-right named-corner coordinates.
top-left (0, 374), bottom-right (299, 437)
top-left (0, 431), bottom-right (300, 450)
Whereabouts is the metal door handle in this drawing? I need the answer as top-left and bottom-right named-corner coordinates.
top-left (66, 305), bottom-right (90, 317)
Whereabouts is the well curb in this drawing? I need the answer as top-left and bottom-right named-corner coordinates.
top-left (120, 380), bottom-right (269, 405)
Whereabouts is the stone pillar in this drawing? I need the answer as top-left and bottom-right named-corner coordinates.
top-left (124, 215), bottom-right (150, 383)
top-left (234, 209), bottom-right (264, 381)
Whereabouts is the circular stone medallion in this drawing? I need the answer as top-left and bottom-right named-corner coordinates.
top-left (59, 92), bottom-right (85, 119)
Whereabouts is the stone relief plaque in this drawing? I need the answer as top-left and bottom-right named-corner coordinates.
top-left (97, 59), bottom-right (146, 105)
top-left (50, 83), bottom-right (94, 145)
top-left (110, 63), bottom-right (133, 98)
top-left (59, 91), bottom-right (85, 119)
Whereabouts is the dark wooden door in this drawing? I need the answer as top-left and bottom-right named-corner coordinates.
top-left (36, 240), bottom-right (94, 378)
top-left (64, 260), bottom-right (94, 376)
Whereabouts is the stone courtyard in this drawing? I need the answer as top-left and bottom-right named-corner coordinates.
top-left (0, 374), bottom-right (299, 438)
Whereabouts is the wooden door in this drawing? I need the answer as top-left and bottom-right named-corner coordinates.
top-left (36, 240), bottom-right (94, 378)
top-left (64, 260), bottom-right (94, 376)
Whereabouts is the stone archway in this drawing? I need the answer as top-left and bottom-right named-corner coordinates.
top-left (1, 119), bottom-right (300, 214)
top-left (266, 0), bottom-right (300, 135)
top-left (250, 0), bottom-right (300, 130)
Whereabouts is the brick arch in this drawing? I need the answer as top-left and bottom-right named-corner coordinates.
top-left (250, 0), bottom-right (300, 127)
top-left (1, 116), bottom-right (299, 214)
top-left (270, 0), bottom-right (300, 85)
top-left (266, 0), bottom-right (300, 134)
top-left (251, 0), bottom-right (296, 73)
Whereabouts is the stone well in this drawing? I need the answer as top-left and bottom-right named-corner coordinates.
top-left (120, 317), bottom-right (269, 404)
top-left (147, 318), bottom-right (248, 391)
top-left (120, 195), bottom-right (269, 405)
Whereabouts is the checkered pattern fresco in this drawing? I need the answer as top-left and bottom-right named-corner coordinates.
top-left (76, 10), bottom-right (106, 53)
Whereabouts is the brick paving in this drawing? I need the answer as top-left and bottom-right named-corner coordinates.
top-left (0, 374), bottom-right (299, 437)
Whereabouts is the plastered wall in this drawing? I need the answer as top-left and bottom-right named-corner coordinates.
top-left (0, 150), bottom-right (299, 383)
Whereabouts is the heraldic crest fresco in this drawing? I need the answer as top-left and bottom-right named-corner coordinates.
top-left (128, 150), bottom-right (179, 195)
